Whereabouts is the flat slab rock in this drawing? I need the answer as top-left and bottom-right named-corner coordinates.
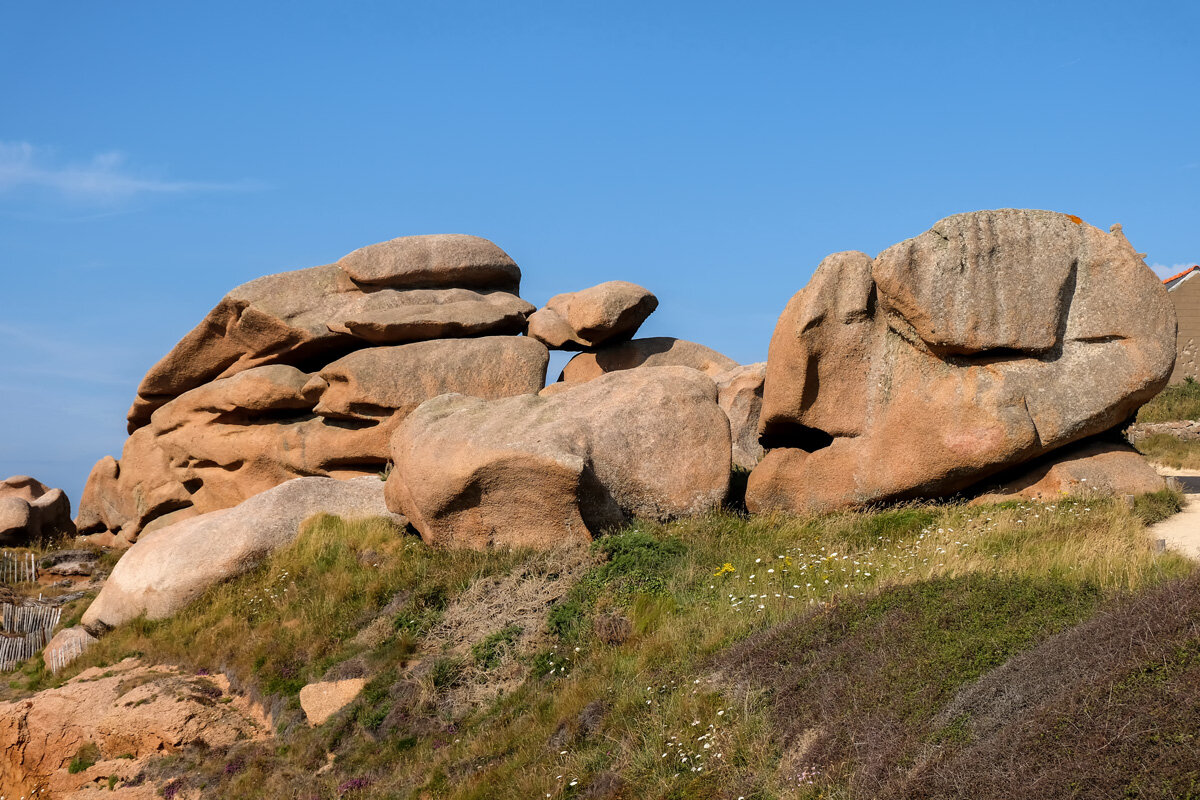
top-left (970, 440), bottom-right (1166, 503)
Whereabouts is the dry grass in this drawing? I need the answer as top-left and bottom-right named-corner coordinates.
top-left (1137, 433), bottom-right (1200, 470)
top-left (16, 493), bottom-right (1193, 799)
top-left (1137, 377), bottom-right (1200, 423)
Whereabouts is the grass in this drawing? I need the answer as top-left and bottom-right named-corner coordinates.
top-left (17, 494), bottom-right (1195, 799)
top-left (1137, 434), bottom-right (1200, 470)
top-left (27, 514), bottom-right (528, 702)
top-left (1137, 377), bottom-right (1200, 423)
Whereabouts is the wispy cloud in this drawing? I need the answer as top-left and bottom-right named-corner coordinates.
top-left (0, 141), bottom-right (260, 202)
top-left (1150, 262), bottom-right (1197, 279)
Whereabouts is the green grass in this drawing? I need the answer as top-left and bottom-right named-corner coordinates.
top-left (1136, 433), bottom-right (1200, 470)
top-left (26, 495), bottom-right (1195, 799)
top-left (68, 741), bottom-right (100, 774)
top-left (1137, 377), bottom-right (1200, 423)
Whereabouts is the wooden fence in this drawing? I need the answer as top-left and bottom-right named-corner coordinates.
top-left (0, 602), bottom-right (61, 671)
top-left (0, 550), bottom-right (38, 584)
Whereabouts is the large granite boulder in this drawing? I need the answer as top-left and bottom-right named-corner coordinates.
top-left (526, 281), bottom-right (658, 349)
top-left (557, 337), bottom-right (737, 383)
top-left (78, 337), bottom-right (547, 546)
top-left (748, 210), bottom-right (1177, 514)
top-left (82, 476), bottom-right (404, 633)
top-left (385, 366), bottom-right (731, 550)
top-left (0, 476), bottom-right (74, 545)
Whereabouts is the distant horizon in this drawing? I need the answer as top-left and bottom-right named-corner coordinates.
top-left (2, 1), bottom-right (1197, 508)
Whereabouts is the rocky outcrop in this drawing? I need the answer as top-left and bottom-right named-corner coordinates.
top-left (526, 281), bottom-right (658, 349)
top-left (557, 337), bottom-right (737, 383)
top-left (715, 363), bottom-right (766, 470)
top-left (969, 440), bottom-right (1166, 503)
top-left (748, 210), bottom-right (1177, 514)
top-left (78, 233), bottom-right (550, 545)
top-left (385, 367), bottom-right (731, 550)
top-left (0, 658), bottom-right (267, 799)
top-left (82, 476), bottom-right (404, 633)
top-left (0, 475), bottom-right (74, 545)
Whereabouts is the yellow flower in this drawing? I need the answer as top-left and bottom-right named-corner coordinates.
top-left (714, 563), bottom-right (736, 576)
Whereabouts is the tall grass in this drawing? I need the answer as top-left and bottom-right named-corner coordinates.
top-left (1137, 377), bottom-right (1200, 423)
top-left (26, 496), bottom-right (1193, 799)
top-left (1135, 433), bottom-right (1200, 470)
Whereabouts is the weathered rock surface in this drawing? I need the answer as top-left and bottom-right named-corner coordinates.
top-left (335, 234), bottom-right (521, 290)
top-left (126, 235), bottom-right (523, 431)
top-left (0, 475), bottom-right (74, 545)
top-left (386, 366), bottom-right (731, 549)
top-left (748, 210), bottom-right (1177, 514)
top-left (526, 281), bottom-right (658, 349)
top-left (300, 678), bottom-right (367, 725)
top-left (970, 440), bottom-right (1166, 503)
top-left (326, 292), bottom-right (531, 344)
top-left (0, 658), bottom-right (267, 799)
top-left (715, 363), bottom-right (766, 470)
top-left (81, 476), bottom-right (405, 633)
top-left (80, 336), bottom-right (547, 545)
top-left (558, 337), bottom-right (737, 383)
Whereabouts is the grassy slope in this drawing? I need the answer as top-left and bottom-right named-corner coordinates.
top-left (1137, 378), bottom-right (1200, 424)
top-left (1132, 379), bottom-right (1200, 468)
top-left (7, 493), bottom-right (1197, 799)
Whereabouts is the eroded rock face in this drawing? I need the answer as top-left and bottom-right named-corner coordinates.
top-left (526, 281), bottom-right (658, 349)
top-left (748, 210), bottom-right (1177, 514)
top-left (385, 366), bottom-right (731, 550)
top-left (79, 233), bottom-right (547, 545)
top-left (0, 658), bottom-right (267, 799)
top-left (81, 476), bottom-right (405, 633)
top-left (558, 337), bottom-right (737, 383)
top-left (0, 475), bottom-right (74, 545)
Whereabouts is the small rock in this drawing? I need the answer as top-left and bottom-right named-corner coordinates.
top-left (299, 678), bottom-right (367, 725)
top-left (527, 281), bottom-right (657, 349)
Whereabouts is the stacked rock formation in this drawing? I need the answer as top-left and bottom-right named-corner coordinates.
top-left (747, 210), bottom-right (1176, 514)
top-left (77, 236), bottom-right (759, 547)
top-left (77, 235), bottom-right (549, 546)
top-left (0, 476), bottom-right (74, 545)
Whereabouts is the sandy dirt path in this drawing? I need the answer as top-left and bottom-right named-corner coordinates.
top-left (1151, 467), bottom-right (1200, 558)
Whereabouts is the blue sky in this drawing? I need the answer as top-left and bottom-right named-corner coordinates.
top-left (1, 1), bottom-right (1197, 507)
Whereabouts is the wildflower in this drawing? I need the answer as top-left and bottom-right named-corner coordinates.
top-left (713, 563), bottom-right (736, 576)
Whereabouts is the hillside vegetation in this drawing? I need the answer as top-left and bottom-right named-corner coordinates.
top-left (8, 491), bottom-right (1197, 799)
top-left (1138, 378), bottom-right (1200, 423)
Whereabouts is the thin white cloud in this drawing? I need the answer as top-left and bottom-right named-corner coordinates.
top-left (0, 141), bottom-right (259, 202)
top-left (1150, 262), bottom-right (1197, 279)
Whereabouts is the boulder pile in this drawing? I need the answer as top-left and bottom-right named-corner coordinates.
top-left (747, 210), bottom-right (1176, 513)
top-left (0, 475), bottom-right (74, 545)
top-left (76, 234), bottom-right (755, 547)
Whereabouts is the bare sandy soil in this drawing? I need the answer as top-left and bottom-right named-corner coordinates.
top-left (1152, 467), bottom-right (1200, 558)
